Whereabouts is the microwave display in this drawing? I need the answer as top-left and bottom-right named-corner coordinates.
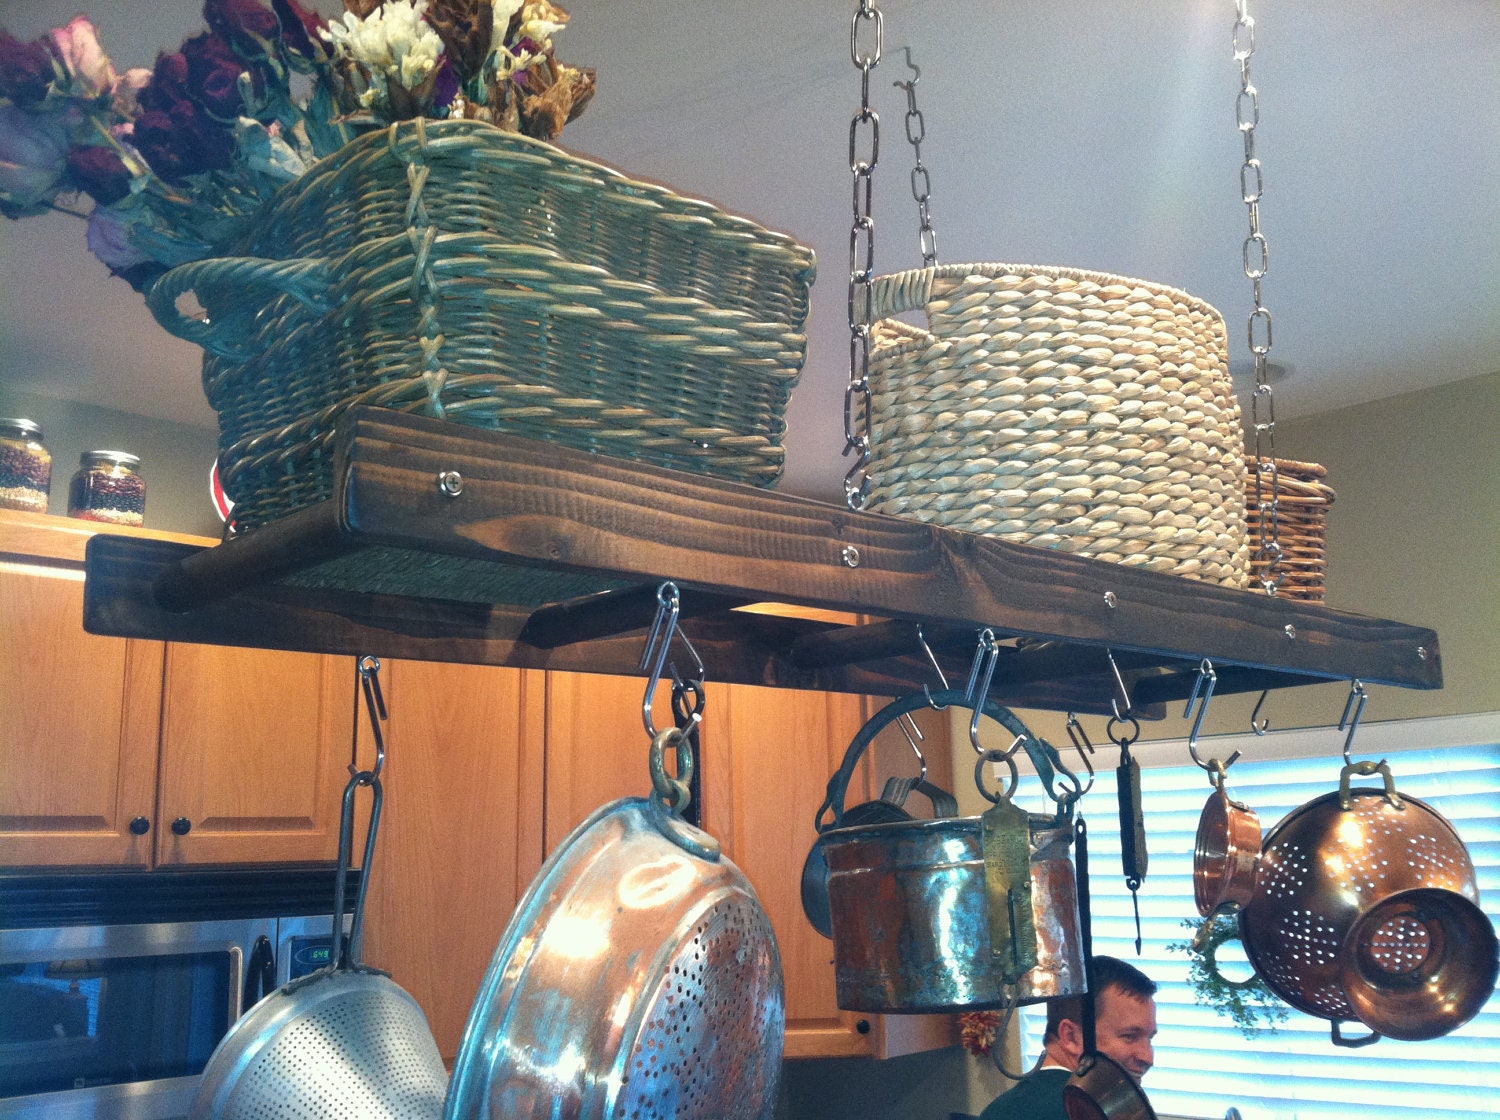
top-left (0, 950), bottom-right (231, 1098)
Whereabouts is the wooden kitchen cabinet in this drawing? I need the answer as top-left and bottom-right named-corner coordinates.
top-left (357, 658), bottom-right (547, 1064)
top-left (0, 510), bottom-right (355, 868)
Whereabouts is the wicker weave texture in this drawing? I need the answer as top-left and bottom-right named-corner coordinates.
top-left (145, 119), bottom-right (817, 529)
top-left (1246, 458), bottom-right (1335, 601)
top-left (865, 264), bottom-right (1250, 587)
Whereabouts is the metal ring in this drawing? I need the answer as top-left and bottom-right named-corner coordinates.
top-left (974, 747), bottom-right (1019, 804)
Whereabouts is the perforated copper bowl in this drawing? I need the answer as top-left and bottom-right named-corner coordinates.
top-left (1240, 766), bottom-right (1489, 1034)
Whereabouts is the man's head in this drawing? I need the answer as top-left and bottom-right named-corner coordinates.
top-left (1042, 955), bottom-right (1158, 1080)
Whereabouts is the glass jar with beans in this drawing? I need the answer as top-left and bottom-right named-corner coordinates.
top-left (68, 450), bottom-right (147, 526)
top-left (0, 418), bottom-right (52, 513)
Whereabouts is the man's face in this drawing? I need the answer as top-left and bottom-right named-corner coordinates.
top-left (1094, 985), bottom-right (1157, 1081)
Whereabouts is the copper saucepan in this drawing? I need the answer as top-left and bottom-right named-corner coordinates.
top-left (1193, 782), bottom-right (1261, 920)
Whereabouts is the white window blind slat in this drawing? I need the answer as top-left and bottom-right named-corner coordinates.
top-left (1015, 725), bottom-right (1500, 1120)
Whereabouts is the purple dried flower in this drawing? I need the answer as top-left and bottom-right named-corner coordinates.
top-left (0, 102), bottom-right (70, 215)
top-left (0, 28), bottom-right (57, 106)
top-left (86, 204), bottom-right (149, 267)
top-left (67, 144), bottom-right (133, 205)
top-left (270, 0), bottom-right (326, 61)
top-left (433, 54), bottom-right (457, 108)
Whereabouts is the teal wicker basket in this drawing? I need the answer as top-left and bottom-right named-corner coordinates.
top-left (146, 118), bottom-right (817, 530)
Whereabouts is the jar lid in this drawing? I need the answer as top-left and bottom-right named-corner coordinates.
top-left (79, 450), bottom-right (141, 470)
top-left (0, 418), bottom-right (43, 440)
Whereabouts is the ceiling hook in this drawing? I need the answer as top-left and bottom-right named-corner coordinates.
top-left (896, 713), bottom-right (929, 782)
top-left (1339, 679), bottom-right (1368, 765)
top-left (965, 628), bottom-right (1001, 755)
top-left (1106, 648), bottom-right (1132, 720)
top-left (893, 44), bottom-right (920, 89)
top-left (1064, 712), bottom-right (1098, 796)
top-left (638, 582), bottom-right (703, 741)
top-left (914, 622), bottom-right (951, 710)
top-left (1184, 658), bottom-right (1222, 770)
top-left (1250, 689), bottom-right (1271, 736)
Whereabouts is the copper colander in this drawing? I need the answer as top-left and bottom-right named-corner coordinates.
top-left (1239, 762), bottom-right (1493, 1036)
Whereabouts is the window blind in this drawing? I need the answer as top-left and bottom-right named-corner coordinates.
top-left (1015, 713), bottom-right (1500, 1120)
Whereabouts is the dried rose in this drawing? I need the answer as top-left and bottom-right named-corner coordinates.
top-left (86, 203), bottom-right (150, 268)
top-left (0, 102), bottom-right (71, 216)
top-left (67, 144), bottom-right (134, 205)
top-left (139, 52), bottom-right (192, 114)
top-left (203, 0), bottom-right (281, 59)
top-left (47, 16), bottom-right (116, 99)
top-left (0, 29), bottom-right (57, 106)
top-left (270, 0), bottom-right (328, 62)
top-left (133, 101), bottom-right (234, 184)
top-left (182, 32), bottom-right (249, 120)
top-left (110, 67), bottom-right (153, 119)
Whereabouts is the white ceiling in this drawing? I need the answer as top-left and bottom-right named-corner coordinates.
top-left (2, 0), bottom-right (1496, 502)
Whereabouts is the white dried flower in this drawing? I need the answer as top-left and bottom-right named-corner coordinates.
top-left (320, 1), bottom-right (446, 109)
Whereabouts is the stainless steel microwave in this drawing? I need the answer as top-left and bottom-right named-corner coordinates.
top-left (0, 870), bottom-right (349, 1120)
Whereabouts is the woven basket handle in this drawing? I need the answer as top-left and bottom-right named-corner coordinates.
top-left (145, 256), bottom-right (334, 361)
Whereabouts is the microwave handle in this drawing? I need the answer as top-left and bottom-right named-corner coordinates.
top-left (244, 934), bottom-right (276, 1009)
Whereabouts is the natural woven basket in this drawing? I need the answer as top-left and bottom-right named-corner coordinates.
top-left (1245, 458), bottom-right (1335, 601)
top-left (146, 118), bottom-right (816, 530)
top-left (865, 263), bottom-right (1250, 587)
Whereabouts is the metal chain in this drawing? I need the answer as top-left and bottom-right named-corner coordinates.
top-left (894, 47), bottom-right (938, 267)
top-left (844, 1), bottom-right (882, 510)
top-left (1234, 0), bottom-right (1282, 594)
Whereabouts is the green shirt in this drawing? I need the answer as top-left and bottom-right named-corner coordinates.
top-left (977, 1066), bottom-right (1072, 1120)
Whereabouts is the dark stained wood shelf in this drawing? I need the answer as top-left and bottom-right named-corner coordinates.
top-left (82, 407), bottom-right (1441, 715)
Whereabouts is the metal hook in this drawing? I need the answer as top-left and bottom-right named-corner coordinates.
top-left (357, 654), bottom-right (386, 779)
top-left (914, 623), bottom-right (951, 710)
top-left (1185, 659), bottom-right (1226, 770)
top-left (1250, 689), bottom-right (1271, 736)
top-left (965, 629), bottom-right (1002, 755)
top-left (1106, 649), bottom-right (1132, 720)
top-left (893, 44), bottom-right (920, 89)
top-left (1064, 713), bottom-right (1098, 796)
top-left (1339, 679), bottom-right (1368, 765)
top-left (639, 582), bottom-right (704, 740)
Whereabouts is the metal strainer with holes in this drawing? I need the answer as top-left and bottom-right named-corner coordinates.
top-left (443, 788), bottom-right (785, 1120)
top-left (190, 657), bottom-right (447, 1120)
top-left (1239, 760), bottom-right (1498, 1041)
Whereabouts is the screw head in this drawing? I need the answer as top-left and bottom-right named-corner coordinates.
top-left (1284, 624), bottom-right (1297, 640)
top-left (1103, 591), bottom-right (1118, 609)
top-left (1417, 645), bottom-right (1428, 661)
top-left (437, 470), bottom-right (464, 497)
top-left (840, 545), bottom-right (861, 568)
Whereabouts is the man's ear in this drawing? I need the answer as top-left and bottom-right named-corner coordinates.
top-left (1056, 1016), bottom-right (1086, 1060)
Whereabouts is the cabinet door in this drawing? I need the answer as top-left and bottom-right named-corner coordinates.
top-left (0, 541), bottom-right (162, 867)
top-left (357, 660), bottom-right (546, 1065)
top-left (153, 644), bottom-right (355, 865)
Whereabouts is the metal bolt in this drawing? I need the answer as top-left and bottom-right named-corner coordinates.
top-left (1103, 591), bottom-right (1118, 609)
top-left (1284, 624), bottom-right (1297, 640)
top-left (841, 545), bottom-right (861, 568)
top-left (437, 470), bottom-right (464, 497)
top-left (1417, 645), bottom-right (1428, 661)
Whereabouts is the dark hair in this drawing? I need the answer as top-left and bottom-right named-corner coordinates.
top-left (1043, 956), bottom-right (1157, 1042)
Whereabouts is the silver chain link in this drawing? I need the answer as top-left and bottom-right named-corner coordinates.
top-left (895, 47), bottom-right (938, 267)
top-left (844, 1), bottom-right (882, 510)
top-left (1234, 0), bottom-right (1282, 594)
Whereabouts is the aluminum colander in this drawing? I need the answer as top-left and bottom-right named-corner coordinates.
top-left (443, 795), bottom-right (785, 1120)
top-left (192, 658), bottom-right (447, 1120)
top-left (1239, 760), bottom-right (1497, 1040)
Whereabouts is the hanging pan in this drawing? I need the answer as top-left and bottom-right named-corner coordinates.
top-left (191, 657), bottom-right (447, 1120)
top-left (444, 722), bottom-right (784, 1120)
top-left (812, 688), bottom-right (1086, 1013)
top-left (1191, 765), bottom-right (1262, 933)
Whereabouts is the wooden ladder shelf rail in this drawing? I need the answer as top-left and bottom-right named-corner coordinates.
top-left (82, 408), bottom-right (1441, 716)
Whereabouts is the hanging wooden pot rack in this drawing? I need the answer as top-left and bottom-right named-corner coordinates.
top-left (81, 407), bottom-right (1439, 717)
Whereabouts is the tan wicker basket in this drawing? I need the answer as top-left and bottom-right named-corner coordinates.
top-left (146, 118), bottom-right (816, 530)
top-left (1245, 458), bottom-right (1335, 600)
top-left (865, 263), bottom-right (1250, 587)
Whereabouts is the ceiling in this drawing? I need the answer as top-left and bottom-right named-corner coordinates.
top-left (1, 0), bottom-right (1496, 502)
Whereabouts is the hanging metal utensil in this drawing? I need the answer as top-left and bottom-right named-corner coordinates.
top-left (1106, 652), bottom-right (1148, 955)
top-left (191, 656), bottom-right (447, 1120)
top-left (444, 584), bottom-right (785, 1120)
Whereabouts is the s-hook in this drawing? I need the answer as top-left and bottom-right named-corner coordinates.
top-left (640, 583), bottom-right (706, 818)
top-left (1339, 678), bottom-right (1368, 766)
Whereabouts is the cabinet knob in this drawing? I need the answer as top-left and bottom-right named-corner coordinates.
top-left (171, 817), bottom-right (193, 836)
top-left (129, 816), bottom-right (151, 836)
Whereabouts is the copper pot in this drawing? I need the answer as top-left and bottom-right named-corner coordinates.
top-left (1193, 784), bottom-right (1261, 919)
top-left (1064, 1055), bottom-right (1157, 1120)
